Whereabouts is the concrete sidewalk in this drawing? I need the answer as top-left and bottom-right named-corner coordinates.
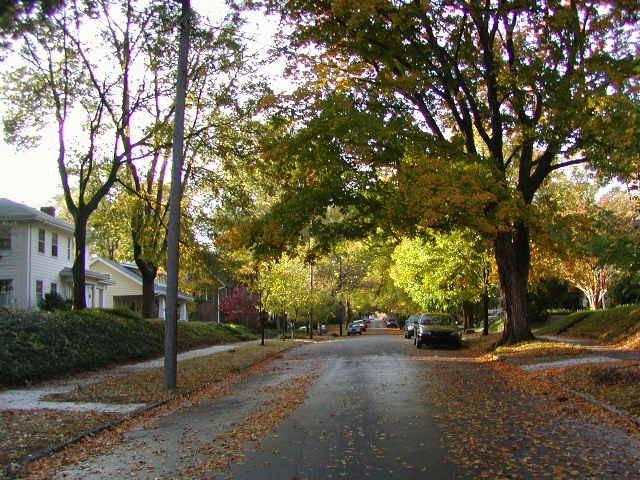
top-left (0, 340), bottom-right (256, 413)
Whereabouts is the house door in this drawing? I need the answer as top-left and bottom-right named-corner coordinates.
top-left (85, 285), bottom-right (94, 308)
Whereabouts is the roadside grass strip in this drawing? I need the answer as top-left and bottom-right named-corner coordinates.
top-left (535, 361), bottom-right (640, 418)
top-left (0, 410), bottom-right (119, 476)
top-left (492, 339), bottom-right (589, 365)
top-left (2, 341), bottom-right (293, 477)
top-left (44, 341), bottom-right (293, 404)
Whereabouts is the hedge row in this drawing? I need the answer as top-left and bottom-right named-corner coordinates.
top-left (0, 308), bottom-right (256, 386)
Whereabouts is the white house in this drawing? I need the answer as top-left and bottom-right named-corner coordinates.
top-left (0, 198), bottom-right (112, 309)
top-left (89, 256), bottom-right (194, 320)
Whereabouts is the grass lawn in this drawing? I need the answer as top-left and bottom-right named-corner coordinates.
top-left (0, 410), bottom-right (119, 471)
top-left (46, 341), bottom-right (293, 404)
top-left (494, 339), bottom-right (588, 364)
top-left (564, 305), bottom-right (640, 342)
top-left (536, 361), bottom-right (640, 416)
top-left (533, 312), bottom-right (591, 336)
top-left (3, 341), bottom-right (294, 475)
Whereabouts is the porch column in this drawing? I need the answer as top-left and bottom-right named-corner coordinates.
top-left (159, 296), bottom-right (166, 320)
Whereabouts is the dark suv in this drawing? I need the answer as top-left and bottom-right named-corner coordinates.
top-left (414, 313), bottom-right (461, 348)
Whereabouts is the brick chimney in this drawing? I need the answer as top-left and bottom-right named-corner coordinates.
top-left (40, 206), bottom-right (56, 217)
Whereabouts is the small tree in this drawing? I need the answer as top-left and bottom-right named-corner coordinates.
top-left (390, 229), bottom-right (494, 330)
top-left (219, 285), bottom-right (259, 325)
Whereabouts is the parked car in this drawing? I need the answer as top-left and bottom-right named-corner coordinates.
top-left (386, 319), bottom-right (399, 328)
top-left (404, 314), bottom-right (418, 338)
top-left (347, 322), bottom-right (363, 335)
top-left (415, 313), bottom-right (462, 348)
top-left (353, 319), bottom-right (366, 332)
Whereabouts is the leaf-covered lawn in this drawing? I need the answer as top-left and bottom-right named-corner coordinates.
top-left (0, 410), bottom-right (118, 470)
top-left (46, 341), bottom-right (293, 404)
top-left (565, 306), bottom-right (640, 342)
top-left (537, 361), bottom-right (640, 416)
top-left (533, 312), bottom-right (591, 335)
top-left (494, 339), bottom-right (588, 364)
top-left (420, 348), bottom-right (640, 479)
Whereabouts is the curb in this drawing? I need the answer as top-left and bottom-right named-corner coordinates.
top-left (4, 342), bottom-right (296, 479)
top-left (504, 358), bottom-right (640, 430)
top-left (567, 388), bottom-right (640, 427)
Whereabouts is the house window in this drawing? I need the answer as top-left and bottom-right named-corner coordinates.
top-left (50, 283), bottom-right (57, 295)
top-left (67, 238), bottom-right (72, 260)
top-left (0, 226), bottom-right (10, 250)
top-left (35, 280), bottom-right (43, 303)
top-left (51, 233), bottom-right (58, 257)
top-left (0, 279), bottom-right (12, 306)
top-left (38, 229), bottom-right (45, 253)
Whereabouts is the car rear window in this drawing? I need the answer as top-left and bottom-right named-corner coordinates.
top-left (421, 315), bottom-right (453, 325)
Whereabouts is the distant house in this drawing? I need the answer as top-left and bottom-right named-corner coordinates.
top-left (0, 198), bottom-right (112, 309)
top-left (89, 256), bottom-right (194, 320)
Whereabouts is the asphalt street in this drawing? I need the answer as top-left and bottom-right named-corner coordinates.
top-left (230, 335), bottom-right (454, 479)
top-left (53, 335), bottom-right (457, 479)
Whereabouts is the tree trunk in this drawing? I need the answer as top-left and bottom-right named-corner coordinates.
top-left (134, 254), bottom-right (158, 318)
top-left (494, 224), bottom-right (534, 345)
top-left (482, 288), bottom-right (490, 336)
top-left (462, 301), bottom-right (473, 331)
top-left (72, 217), bottom-right (88, 310)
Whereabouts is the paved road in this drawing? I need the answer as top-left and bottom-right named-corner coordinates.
top-left (231, 336), bottom-right (453, 480)
top-left (54, 335), bottom-right (456, 479)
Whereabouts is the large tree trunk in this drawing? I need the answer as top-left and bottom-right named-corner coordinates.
top-left (462, 301), bottom-right (474, 331)
top-left (133, 243), bottom-right (158, 318)
top-left (72, 217), bottom-right (88, 310)
top-left (482, 289), bottom-right (490, 336)
top-left (494, 223), bottom-right (534, 345)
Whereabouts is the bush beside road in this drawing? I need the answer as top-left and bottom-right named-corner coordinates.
top-left (0, 308), bottom-right (256, 387)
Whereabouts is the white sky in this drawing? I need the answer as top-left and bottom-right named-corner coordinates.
top-left (0, 0), bottom-right (284, 209)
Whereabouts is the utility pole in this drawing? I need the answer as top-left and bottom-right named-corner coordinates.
top-left (165, 0), bottom-right (191, 390)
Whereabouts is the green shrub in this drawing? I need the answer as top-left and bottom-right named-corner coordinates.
top-left (40, 292), bottom-right (72, 311)
top-left (95, 307), bottom-right (141, 320)
top-left (147, 320), bottom-right (256, 350)
top-left (0, 312), bottom-right (257, 387)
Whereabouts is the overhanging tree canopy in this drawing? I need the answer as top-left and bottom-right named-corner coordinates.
top-left (255, 0), bottom-right (640, 344)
